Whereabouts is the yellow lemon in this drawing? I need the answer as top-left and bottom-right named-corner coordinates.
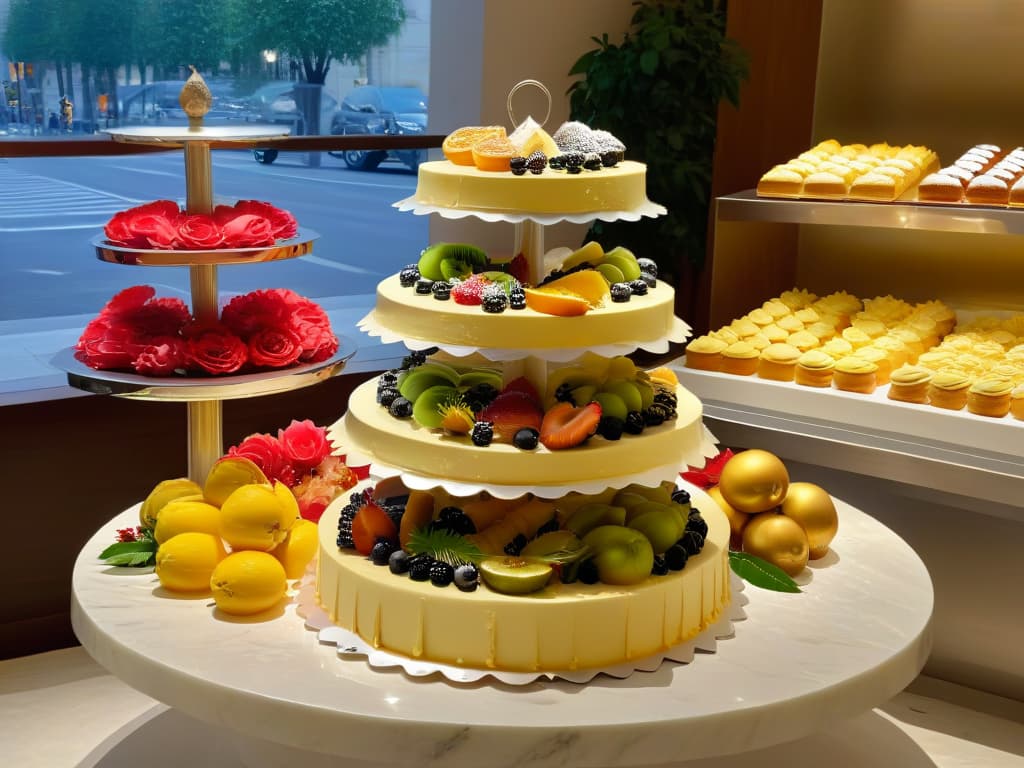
top-left (139, 478), bottom-right (203, 530)
top-left (219, 482), bottom-right (295, 551)
top-left (153, 499), bottom-right (222, 545)
top-left (204, 457), bottom-right (269, 507)
top-left (154, 532), bottom-right (227, 593)
top-left (272, 519), bottom-right (318, 579)
top-left (210, 551), bottom-right (288, 615)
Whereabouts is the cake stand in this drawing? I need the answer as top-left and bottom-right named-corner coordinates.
top-left (71, 496), bottom-right (932, 768)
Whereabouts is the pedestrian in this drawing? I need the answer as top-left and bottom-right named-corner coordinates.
top-left (60, 96), bottom-right (73, 132)
top-left (48, 112), bottom-right (59, 134)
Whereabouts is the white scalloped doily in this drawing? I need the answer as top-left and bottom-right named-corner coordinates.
top-left (392, 196), bottom-right (667, 225)
top-left (357, 312), bottom-right (691, 361)
top-left (296, 572), bottom-right (746, 685)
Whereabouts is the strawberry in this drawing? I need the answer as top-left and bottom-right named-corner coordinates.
top-left (451, 274), bottom-right (492, 306)
top-left (540, 401), bottom-right (602, 450)
top-left (507, 253), bottom-right (529, 285)
top-left (478, 391), bottom-right (543, 442)
top-left (501, 376), bottom-right (541, 405)
top-left (351, 489), bottom-right (398, 554)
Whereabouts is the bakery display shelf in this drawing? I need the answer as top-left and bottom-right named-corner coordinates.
top-left (53, 340), bottom-right (355, 402)
top-left (719, 189), bottom-right (1024, 235)
top-left (71, 499), bottom-right (932, 767)
top-left (104, 124), bottom-right (290, 145)
top-left (92, 229), bottom-right (318, 267)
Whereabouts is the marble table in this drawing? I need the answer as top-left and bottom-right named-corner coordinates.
top-left (72, 498), bottom-right (933, 768)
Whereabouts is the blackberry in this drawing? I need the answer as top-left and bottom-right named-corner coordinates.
top-left (438, 506), bottom-right (476, 535)
top-left (482, 292), bottom-right (508, 313)
top-left (651, 555), bottom-right (669, 576)
top-left (628, 279), bottom-right (649, 296)
top-left (686, 513), bottom-right (709, 539)
top-left (429, 560), bottom-right (455, 587)
top-left (536, 516), bottom-right (560, 536)
top-left (464, 382), bottom-right (499, 411)
top-left (640, 272), bottom-right (657, 288)
top-left (654, 391), bottom-right (677, 409)
top-left (566, 165), bottom-right (583, 175)
top-left (408, 554), bottom-right (434, 581)
top-left (371, 538), bottom-right (396, 566)
top-left (624, 411), bottom-right (645, 435)
top-left (600, 150), bottom-right (621, 168)
top-left (336, 503), bottom-right (359, 549)
top-left (597, 415), bottom-right (625, 441)
top-left (399, 265), bottom-right (421, 287)
top-left (388, 397), bottom-right (414, 419)
top-left (643, 408), bottom-right (665, 427)
top-left (548, 155), bottom-right (565, 170)
top-left (561, 152), bottom-right (585, 169)
top-left (401, 351), bottom-right (428, 369)
top-left (415, 278), bottom-right (435, 295)
top-left (471, 421), bottom-right (494, 446)
top-left (377, 386), bottom-right (400, 408)
top-left (509, 156), bottom-right (528, 171)
top-left (610, 282), bottom-right (632, 303)
top-left (508, 285), bottom-right (527, 310)
top-left (511, 166), bottom-right (527, 176)
top-left (388, 549), bottom-right (410, 575)
top-left (453, 563), bottom-right (479, 592)
top-left (554, 382), bottom-right (576, 405)
top-left (680, 530), bottom-right (705, 556)
top-left (378, 370), bottom-right (399, 388)
top-left (513, 427), bottom-right (539, 450)
top-left (578, 559), bottom-right (601, 584)
top-left (526, 150), bottom-right (548, 174)
top-left (503, 533), bottom-right (528, 556)
top-left (637, 257), bottom-right (658, 278)
top-left (540, 269), bottom-right (565, 286)
top-left (583, 153), bottom-right (602, 171)
top-left (384, 503), bottom-right (405, 529)
top-left (672, 488), bottom-right (692, 506)
top-left (664, 544), bottom-right (689, 571)
top-left (432, 281), bottom-right (451, 301)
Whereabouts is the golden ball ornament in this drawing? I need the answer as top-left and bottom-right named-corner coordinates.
top-left (742, 512), bottom-right (809, 576)
top-left (781, 482), bottom-right (838, 559)
top-left (719, 449), bottom-right (790, 514)
top-left (707, 485), bottom-right (750, 546)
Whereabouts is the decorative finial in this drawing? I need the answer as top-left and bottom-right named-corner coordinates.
top-left (179, 65), bottom-right (212, 130)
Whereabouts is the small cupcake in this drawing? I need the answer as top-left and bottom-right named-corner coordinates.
top-left (730, 316), bottom-right (760, 338)
top-left (806, 321), bottom-right (837, 342)
top-left (721, 341), bottom-right (760, 376)
top-left (917, 349), bottom-right (954, 371)
top-left (1010, 385), bottom-right (1024, 420)
top-left (777, 314), bottom-right (805, 334)
top-left (761, 323), bottom-right (789, 343)
top-left (887, 364), bottom-right (932, 404)
top-left (888, 327), bottom-right (926, 361)
top-left (851, 317), bottom-right (887, 338)
top-left (710, 327), bottom-right (740, 345)
top-left (779, 288), bottom-right (818, 310)
top-left (833, 356), bottom-right (879, 394)
top-left (841, 326), bottom-right (873, 349)
top-left (685, 335), bottom-right (727, 371)
top-left (927, 370), bottom-right (971, 410)
top-left (747, 308), bottom-right (774, 327)
top-left (872, 336), bottom-right (910, 369)
top-left (794, 307), bottom-right (821, 325)
top-left (966, 377), bottom-right (1014, 418)
top-left (762, 299), bottom-right (791, 320)
top-left (795, 350), bottom-right (836, 388)
top-left (746, 332), bottom-right (771, 351)
top-left (853, 346), bottom-right (893, 385)
top-left (758, 343), bottom-right (801, 382)
top-left (787, 329), bottom-right (821, 353)
top-left (820, 337), bottom-right (854, 359)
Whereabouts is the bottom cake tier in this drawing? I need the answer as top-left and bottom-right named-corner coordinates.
top-left (316, 483), bottom-right (731, 673)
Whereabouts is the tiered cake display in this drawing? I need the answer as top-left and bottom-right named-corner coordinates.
top-left (318, 85), bottom-right (726, 677)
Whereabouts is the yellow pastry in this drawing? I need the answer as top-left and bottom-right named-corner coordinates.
top-left (710, 327), bottom-right (740, 346)
top-left (805, 321), bottom-right (837, 342)
top-left (833, 356), bottom-right (878, 394)
top-left (761, 323), bottom-right (789, 343)
top-left (778, 288), bottom-right (818, 310)
top-left (887, 364), bottom-right (932, 404)
top-left (721, 341), bottom-right (760, 376)
top-left (1010, 385), bottom-right (1024, 420)
top-left (795, 350), bottom-right (836, 388)
top-left (762, 299), bottom-right (791, 320)
top-left (872, 336), bottom-right (910, 368)
top-left (917, 349), bottom-right (954, 370)
top-left (887, 327), bottom-right (925, 360)
top-left (820, 338), bottom-right (854, 359)
top-left (794, 307), bottom-right (821, 325)
top-left (928, 370), bottom-right (971, 410)
top-left (852, 346), bottom-right (893, 385)
top-left (787, 330), bottom-right (821, 352)
top-left (685, 335), bottom-right (726, 371)
top-left (777, 315), bottom-right (804, 334)
top-left (747, 308), bottom-right (774, 327)
top-left (758, 166), bottom-right (804, 196)
top-left (730, 316), bottom-right (760, 338)
top-left (966, 377), bottom-right (1014, 418)
top-left (851, 318), bottom-right (887, 338)
top-left (746, 333), bottom-right (771, 351)
top-left (758, 343), bottom-right (801, 382)
top-left (841, 326), bottom-right (873, 349)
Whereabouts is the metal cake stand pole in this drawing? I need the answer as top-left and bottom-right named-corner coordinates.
top-left (507, 219), bottom-right (549, 388)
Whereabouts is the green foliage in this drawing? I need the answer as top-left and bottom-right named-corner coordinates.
top-left (568, 0), bottom-right (748, 281)
top-left (728, 551), bottom-right (801, 593)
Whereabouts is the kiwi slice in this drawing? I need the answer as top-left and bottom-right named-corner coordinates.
top-left (478, 557), bottom-right (553, 594)
top-left (418, 243), bottom-right (488, 281)
top-left (411, 385), bottom-right (460, 428)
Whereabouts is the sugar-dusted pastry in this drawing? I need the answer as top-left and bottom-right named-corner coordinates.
top-left (853, 346), bottom-right (893, 385)
top-left (927, 370), bottom-right (971, 410)
top-left (1009, 176), bottom-right (1024, 207)
top-left (917, 172), bottom-right (964, 202)
top-left (954, 158), bottom-right (986, 175)
top-left (887, 364), bottom-right (932, 404)
top-left (795, 350), bottom-right (836, 388)
top-left (966, 377), bottom-right (1014, 418)
top-left (965, 174), bottom-right (1010, 205)
top-left (758, 342), bottom-right (801, 382)
top-left (938, 165), bottom-right (975, 188)
top-left (721, 341), bottom-right (760, 376)
top-left (1011, 385), bottom-right (1024, 420)
top-left (833, 356), bottom-right (878, 394)
top-left (685, 335), bottom-right (727, 371)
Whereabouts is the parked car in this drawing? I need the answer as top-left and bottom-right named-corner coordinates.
top-left (118, 80), bottom-right (246, 126)
top-left (246, 81), bottom-right (339, 164)
top-left (328, 85), bottom-right (427, 171)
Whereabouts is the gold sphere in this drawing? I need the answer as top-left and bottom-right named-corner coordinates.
top-left (742, 512), bottom-right (809, 576)
top-left (719, 449), bottom-right (790, 514)
top-left (707, 486), bottom-right (749, 547)
top-left (781, 482), bottom-right (838, 559)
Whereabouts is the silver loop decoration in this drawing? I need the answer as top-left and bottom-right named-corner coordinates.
top-left (506, 79), bottom-right (552, 128)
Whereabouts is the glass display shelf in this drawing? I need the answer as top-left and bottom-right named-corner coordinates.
top-left (92, 230), bottom-right (318, 267)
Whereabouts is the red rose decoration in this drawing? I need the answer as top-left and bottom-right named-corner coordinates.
top-left (131, 213), bottom-right (180, 249)
top-left (177, 215), bottom-right (225, 249)
top-left (220, 214), bottom-right (275, 248)
top-left (133, 337), bottom-right (188, 375)
top-left (101, 285), bottom-right (156, 319)
top-left (221, 289), bottom-right (291, 337)
top-left (234, 200), bottom-right (298, 240)
top-left (278, 419), bottom-right (331, 472)
top-left (76, 323), bottom-right (141, 369)
top-left (104, 210), bottom-right (149, 248)
top-left (228, 433), bottom-right (296, 487)
top-left (249, 326), bottom-right (303, 368)
top-left (131, 297), bottom-right (191, 337)
top-left (134, 199), bottom-right (181, 219)
top-left (187, 325), bottom-right (248, 375)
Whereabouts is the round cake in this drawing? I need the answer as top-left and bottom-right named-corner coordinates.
top-left (316, 483), bottom-right (731, 672)
top-left (412, 160), bottom-right (652, 214)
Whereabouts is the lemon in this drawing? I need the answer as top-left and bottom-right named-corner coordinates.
top-left (204, 457), bottom-right (269, 507)
top-left (140, 478), bottom-right (203, 529)
top-left (219, 482), bottom-right (296, 551)
top-left (210, 551), bottom-right (288, 615)
top-left (154, 532), bottom-right (227, 593)
top-left (272, 519), bottom-right (318, 579)
top-left (153, 499), bottom-right (221, 545)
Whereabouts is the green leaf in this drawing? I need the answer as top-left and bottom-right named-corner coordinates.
top-left (103, 551), bottom-right (157, 568)
top-left (729, 552), bottom-right (801, 593)
top-left (407, 528), bottom-right (483, 567)
top-left (99, 540), bottom-right (157, 560)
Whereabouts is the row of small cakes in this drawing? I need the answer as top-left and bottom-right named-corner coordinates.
top-left (756, 139), bottom-right (938, 201)
top-left (918, 144), bottom-right (1024, 206)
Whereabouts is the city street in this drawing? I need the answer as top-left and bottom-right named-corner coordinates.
top-left (0, 150), bottom-right (427, 321)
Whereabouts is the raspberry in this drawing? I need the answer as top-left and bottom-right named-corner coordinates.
top-left (451, 274), bottom-right (491, 305)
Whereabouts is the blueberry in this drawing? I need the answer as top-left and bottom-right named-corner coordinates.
top-left (370, 539), bottom-right (394, 565)
top-left (399, 265), bottom-right (421, 287)
top-left (454, 563), bottom-right (479, 592)
top-left (415, 278), bottom-right (435, 295)
top-left (554, 382), bottom-right (576, 405)
top-left (671, 488), bottom-right (691, 505)
top-left (388, 550), bottom-right (410, 575)
top-left (628, 279), bottom-right (648, 296)
top-left (509, 156), bottom-right (528, 170)
top-left (566, 165), bottom-right (583, 175)
top-left (610, 282), bottom-right (632, 303)
top-left (513, 427), bottom-right (539, 450)
top-left (686, 513), bottom-right (709, 539)
top-left (408, 555), bottom-right (433, 581)
top-left (388, 397), bottom-right (413, 418)
top-left (680, 530), bottom-right (705, 556)
top-left (624, 411), bottom-right (645, 435)
top-left (429, 560), bottom-right (455, 587)
top-left (651, 555), bottom-right (669, 576)
top-left (640, 272), bottom-right (657, 288)
top-left (578, 559), bottom-right (601, 584)
top-left (664, 544), bottom-right (689, 571)
top-left (471, 421), bottom-right (494, 446)
top-left (597, 415), bottom-right (625, 441)
top-left (636, 257), bottom-right (658, 278)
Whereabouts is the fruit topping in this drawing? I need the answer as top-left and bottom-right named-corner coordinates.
top-left (637, 257), bottom-right (658, 277)
top-left (432, 282), bottom-right (451, 301)
top-left (399, 265), bottom-right (421, 287)
top-left (509, 156), bottom-right (528, 171)
top-left (582, 525), bottom-right (654, 585)
top-left (463, 381), bottom-right (499, 411)
top-left (503, 532), bottom-right (528, 556)
top-left (482, 291), bottom-right (509, 313)
top-left (429, 560), bottom-right (455, 587)
top-left (437, 400), bottom-right (475, 434)
top-left (523, 287), bottom-right (591, 317)
top-left (418, 242), bottom-right (488, 281)
top-left (539, 401), bottom-right (602, 450)
top-left (451, 273), bottom-right (491, 305)
top-left (513, 427), bottom-right (540, 450)
top-left (502, 375), bottom-right (541, 404)
top-left (388, 550), bottom-right (410, 574)
top-left (597, 415), bottom-right (625, 440)
top-left (508, 286), bottom-right (527, 309)
top-left (686, 511), bottom-right (709, 539)
top-left (577, 558), bottom-right (600, 584)
top-left (672, 487), bottom-right (692, 505)
top-left (583, 153), bottom-right (602, 171)
top-left (651, 556), bottom-right (669, 576)
top-left (443, 125), bottom-right (507, 166)
top-left (453, 563), bottom-right (479, 592)
top-left (388, 396), bottom-right (413, 419)
top-left (437, 506), bottom-right (477, 536)
top-left (526, 150), bottom-right (548, 174)
top-left (629, 278), bottom-right (649, 296)
top-left (624, 411), bottom-right (645, 435)
top-left (505, 253), bottom-right (530, 285)
top-left (371, 538), bottom-right (397, 565)
top-left (408, 554), bottom-right (433, 581)
top-left (415, 279), bottom-right (434, 295)
top-left (679, 529), bottom-right (705, 556)
top-left (471, 421), bottom-right (494, 447)
top-left (351, 491), bottom-right (399, 556)
top-left (610, 283), bottom-right (632, 303)
top-left (478, 392), bottom-right (544, 443)
top-left (478, 557), bottom-right (553, 594)
top-left (664, 543), bottom-right (689, 571)
top-left (472, 135), bottom-right (519, 172)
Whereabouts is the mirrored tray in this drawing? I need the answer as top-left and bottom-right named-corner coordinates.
top-left (92, 229), bottom-right (318, 266)
top-left (52, 338), bottom-right (355, 402)
top-left (104, 125), bottom-right (290, 145)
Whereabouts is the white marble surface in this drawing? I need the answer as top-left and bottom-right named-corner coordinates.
top-left (70, 499), bottom-right (933, 766)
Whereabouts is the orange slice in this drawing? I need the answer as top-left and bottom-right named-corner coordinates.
top-left (472, 135), bottom-right (518, 172)
top-left (537, 270), bottom-right (610, 307)
top-left (443, 125), bottom-right (507, 166)
top-left (524, 287), bottom-right (591, 317)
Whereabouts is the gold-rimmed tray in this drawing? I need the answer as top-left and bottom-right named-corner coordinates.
top-left (92, 229), bottom-right (318, 266)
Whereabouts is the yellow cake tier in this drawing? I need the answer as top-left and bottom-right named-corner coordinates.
top-left (412, 160), bottom-right (651, 214)
top-left (316, 484), bottom-right (731, 672)
top-left (334, 380), bottom-right (707, 488)
top-left (372, 274), bottom-right (678, 351)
